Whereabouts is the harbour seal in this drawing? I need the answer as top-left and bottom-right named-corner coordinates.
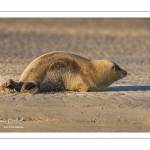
top-left (0, 51), bottom-right (127, 94)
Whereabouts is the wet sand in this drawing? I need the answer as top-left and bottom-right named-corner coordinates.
top-left (0, 18), bottom-right (150, 132)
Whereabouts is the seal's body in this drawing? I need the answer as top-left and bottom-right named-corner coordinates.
top-left (0, 51), bottom-right (127, 94)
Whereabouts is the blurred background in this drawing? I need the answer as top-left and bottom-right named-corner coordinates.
top-left (0, 18), bottom-right (150, 84)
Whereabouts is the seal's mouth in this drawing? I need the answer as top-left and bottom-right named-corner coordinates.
top-left (118, 75), bottom-right (122, 79)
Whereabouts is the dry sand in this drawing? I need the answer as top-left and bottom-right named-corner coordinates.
top-left (0, 18), bottom-right (150, 132)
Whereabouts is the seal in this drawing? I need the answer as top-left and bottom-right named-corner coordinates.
top-left (0, 51), bottom-right (127, 94)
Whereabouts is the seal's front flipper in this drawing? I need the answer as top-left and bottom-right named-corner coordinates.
top-left (21, 82), bottom-right (39, 94)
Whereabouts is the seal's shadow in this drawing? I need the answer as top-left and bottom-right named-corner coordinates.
top-left (105, 86), bottom-right (150, 91)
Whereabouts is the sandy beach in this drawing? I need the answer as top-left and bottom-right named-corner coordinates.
top-left (0, 18), bottom-right (150, 132)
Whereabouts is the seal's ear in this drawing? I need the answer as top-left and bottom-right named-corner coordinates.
top-left (21, 82), bottom-right (39, 94)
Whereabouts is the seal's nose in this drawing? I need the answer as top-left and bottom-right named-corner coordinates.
top-left (123, 70), bottom-right (127, 77)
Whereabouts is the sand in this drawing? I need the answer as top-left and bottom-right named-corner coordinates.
top-left (0, 18), bottom-right (150, 132)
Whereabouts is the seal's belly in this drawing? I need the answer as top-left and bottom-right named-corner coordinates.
top-left (39, 72), bottom-right (85, 92)
top-left (39, 74), bottom-right (65, 92)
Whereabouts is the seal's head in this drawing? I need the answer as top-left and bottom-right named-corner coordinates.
top-left (101, 60), bottom-right (127, 82)
top-left (92, 59), bottom-right (127, 91)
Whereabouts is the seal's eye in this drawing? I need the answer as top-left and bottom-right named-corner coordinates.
top-left (112, 66), bottom-right (115, 69)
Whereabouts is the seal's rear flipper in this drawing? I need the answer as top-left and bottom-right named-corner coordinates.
top-left (21, 82), bottom-right (39, 94)
top-left (0, 79), bottom-right (22, 93)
